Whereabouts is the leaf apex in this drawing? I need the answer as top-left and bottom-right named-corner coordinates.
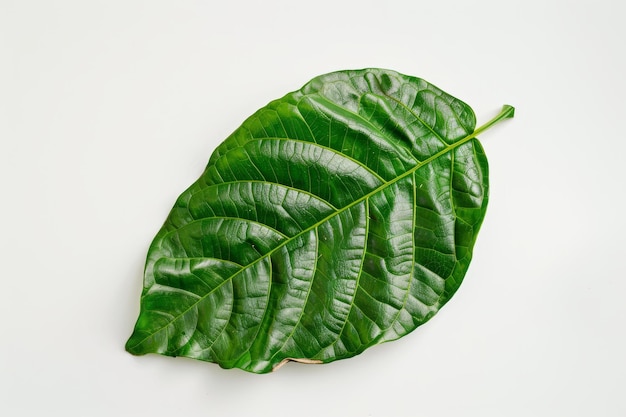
top-left (125, 334), bottom-right (146, 356)
top-left (125, 340), bottom-right (139, 355)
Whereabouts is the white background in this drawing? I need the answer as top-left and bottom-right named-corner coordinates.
top-left (1, 0), bottom-right (625, 415)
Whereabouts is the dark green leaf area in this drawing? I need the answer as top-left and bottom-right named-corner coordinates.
top-left (126, 69), bottom-right (494, 373)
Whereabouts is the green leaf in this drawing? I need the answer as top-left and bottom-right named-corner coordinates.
top-left (126, 68), bottom-right (514, 373)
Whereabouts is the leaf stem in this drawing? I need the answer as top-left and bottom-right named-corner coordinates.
top-left (471, 105), bottom-right (515, 139)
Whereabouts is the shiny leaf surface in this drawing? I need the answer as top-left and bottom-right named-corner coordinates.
top-left (126, 69), bottom-right (514, 373)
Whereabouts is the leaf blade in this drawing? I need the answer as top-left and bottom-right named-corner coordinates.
top-left (126, 69), bottom-right (513, 373)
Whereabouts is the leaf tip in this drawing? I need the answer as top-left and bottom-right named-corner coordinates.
top-left (125, 339), bottom-right (139, 355)
top-left (125, 333), bottom-right (146, 356)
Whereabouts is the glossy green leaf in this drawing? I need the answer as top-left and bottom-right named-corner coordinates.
top-left (126, 68), bottom-right (514, 373)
